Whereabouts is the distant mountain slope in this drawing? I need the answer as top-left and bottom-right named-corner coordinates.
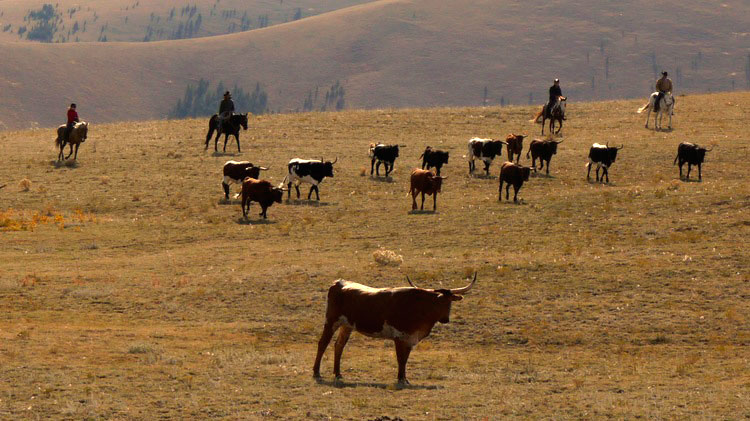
top-left (0, 0), bottom-right (370, 43)
top-left (0, 0), bottom-right (748, 129)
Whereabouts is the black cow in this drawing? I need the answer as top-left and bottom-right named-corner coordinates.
top-left (222, 160), bottom-right (268, 199)
top-left (369, 144), bottom-right (399, 177)
top-left (420, 146), bottom-right (450, 176)
top-left (526, 138), bottom-right (563, 175)
top-left (283, 158), bottom-right (337, 200)
top-left (586, 143), bottom-right (623, 183)
top-left (675, 142), bottom-right (712, 181)
top-left (468, 137), bottom-right (507, 175)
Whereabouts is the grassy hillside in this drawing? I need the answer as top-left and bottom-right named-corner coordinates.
top-left (0, 0), bottom-right (369, 43)
top-left (0, 92), bottom-right (748, 419)
top-left (1, 0), bottom-right (749, 129)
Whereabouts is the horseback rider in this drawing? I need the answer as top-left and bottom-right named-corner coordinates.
top-left (546, 79), bottom-right (563, 119)
top-left (218, 91), bottom-right (235, 133)
top-left (655, 71), bottom-right (673, 110)
top-left (65, 103), bottom-right (79, 142)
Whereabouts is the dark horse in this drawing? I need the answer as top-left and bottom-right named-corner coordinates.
top-left (542, 96), bottom-right (566, 135)
top-left (531, 96), bottom-right (567, 135)
top-left (55, 121), bottom-right (89, 161)
top-left (204, 113), bottom-right (249, 153)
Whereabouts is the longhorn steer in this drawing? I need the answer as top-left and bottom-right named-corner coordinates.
top-left (467, 137), bottom-right (507, 175)
top-left (505, 134), bottom-right (526, 163)
top-left (222, 160), bottom-right (268, 199)
top-left (675, 142), bottom-right (712, 181)
top-left (586, 143), bottom-right (623, 183)
top-left (313, 274), bottom-right (477, 384)
top-left (409, 169), bottom-right (445, 211)
top-left (499, 162), bottom-right (532, 202)
top-left (240, 178), bottom-right (284, 219)
top-left (369, 144), bottom-right (399, 177)
top-left (283, 158), bottom-right (337, 200)
top-left (420, 146), bottom-right (450, 176)
top-left (526, 138), bottom-right (563, 175)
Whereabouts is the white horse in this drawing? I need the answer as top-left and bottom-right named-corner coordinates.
top-left (637, 92), bottom-right (674, 130)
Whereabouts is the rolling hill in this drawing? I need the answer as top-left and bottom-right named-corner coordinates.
top-left (0, 0), bottom-right (748, 129)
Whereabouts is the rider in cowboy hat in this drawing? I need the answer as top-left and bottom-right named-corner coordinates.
top-left (655, 71), bottom-right (673, 109)
top-left (64, 103), bottom-right (80, 143)
top-left (546, 78), bottom-right (563, 119)
top-left (218, 91), bottom-right (235, 132)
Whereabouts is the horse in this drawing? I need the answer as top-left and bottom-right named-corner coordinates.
top-left (55, 121), bottom-right (89, 161)
top-left (531, 96), bottom-right (566, 135)
top-left (204, 113), bottom-right (249, 153)
top-left (637, 92), bottom-right (674, 130)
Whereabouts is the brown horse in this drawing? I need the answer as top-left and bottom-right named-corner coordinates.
top-left (530, 96), bottom-right (567, 135)
top-left (55, 121), bottom-right (89, 161)
top-left (204, 113), bottom-right (249, 153)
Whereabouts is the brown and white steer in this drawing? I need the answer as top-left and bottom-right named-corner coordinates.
top-left (222, 160), bottom-right (268, 199)
top-left (240, 178), bottom-right (284, 219)
top-left (408, 169), bottom-right (446, 211)
top-left (467, 137), bottom-right (507, 175)
top-left (312, 274), bottom-right (477, 384)
top-left (505, 134), bottom-right (526, 163)
top-left (499, 162), bottom-right (532, 202)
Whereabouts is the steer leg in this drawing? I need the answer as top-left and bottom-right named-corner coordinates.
top-left (595, 165), bottom-right (601, 182)
top-left (433, 192), bottom-right (437, 211)
top-left (586, 163), bottom-right (592, 180)
top-left (484, 161), bottom-right (491, 176)
top-left (545, 159), bottom-right (550, 175)
top-left (394, 339), bottom-right (413, 385)
top-left (686, 163), bottom-right (692, 180)
top-left (411, 189), bottom-right (418, 210)
top-left (375, 161), bottom-right (382, 177)
top-left (222, 183), bottom-right (230, 200)
top-left (294, 184), bottom-right (301, 199)
top-left (313, 321), bottom-right (339, 379)
top-left (678, 160), bottom-right (684, 179)
top-left (513, 183), bottom-right (520, 203)
top-left (333, 326), bottom-right (353, 380)
top-left (308, 185), bottom-right (320, 201)
top-left (506, 183), bottom-right (511, 201)
top-left (697, 163), bottom-right (702, 181)
top-left (259, 204), bottom-right (268, 219)
top-left (498, 179), bottom-right (504, 201)
top-left (371, 158), bottom-right (376, 176)
top-left (603, 167), bottom-right (610, 183)
top-left (420, 192), bottom-right (425, 210)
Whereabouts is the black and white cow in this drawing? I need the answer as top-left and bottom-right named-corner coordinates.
top-left (586, 143), bottom-right (623, 183)
top-left (369, 144), bottom-right (399, 177)
top-left (283, 158), bottom-right (337, 200)
top-left (222, 160), bottom-right (268, 199)
top-left (420, 146), bottom-right (450, 176)
top-left (675, 142), bottom-right (712, 181)
top-left (467, 137), bottom-right (507, 176)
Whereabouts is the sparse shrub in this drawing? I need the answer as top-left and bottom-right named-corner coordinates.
top-left (373, 248), bottom-right (403, 266)
top-left (19, 178), bottom-right (31, 192)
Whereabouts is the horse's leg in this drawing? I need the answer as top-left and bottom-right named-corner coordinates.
top-left (65, 143), bottom-right (74, 159)
top-left (668, 109), bottom-right (672, 130)
top-left (74, 143), bottom-right (79, 160)
top-left (223, 133), bottom-right (229, 153)
top-left (214, 129), bottom-right (221, 152)
top-left (555, 118), bottom-right (562, 134)
top-left (235, 132), bottom-right (241, 153)
top-left (644, 109), bottom-right (651, 128)
top-left (541, 117), bottom-right (546, 135)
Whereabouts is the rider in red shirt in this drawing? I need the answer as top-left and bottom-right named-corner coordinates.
top-left (65, 103), bottom-right (79, 142)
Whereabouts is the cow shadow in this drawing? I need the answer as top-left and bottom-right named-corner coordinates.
top-left (236, 217), bottom-right (277, 225)
top-left (655, 127), bottom-right (674, 133)
top-left (210, 151), bottom-right (240, 157)
top-left (408, 209), bottom-right (437, 215)
top-left (50, 159), bottom-right (79, 169)
top-left (315, 378), bottom-right (443, 391)
top-left (586, 179), bottom-right (617, 186)
top-left (498, 199), bottom-right (527, 205)
top-left (369, 175), bottom-right (395, 183)
top-left (217, 198), bottom-right (241, 205)
top-left (470, 173), bottom-right (496, 180)
top-left (679, 177), bottom-right (702, 183)
top-left (285, 199), bottom-right (334, 207)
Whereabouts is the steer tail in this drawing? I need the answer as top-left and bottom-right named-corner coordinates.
top-left (526, 148), bottom-right (531, 159)
top-left (673, 154), bottom-right (679, 165)
top-left (637, 103), bottom-right (650, 114)
top-left (529, 110), bottom-right (543, 124)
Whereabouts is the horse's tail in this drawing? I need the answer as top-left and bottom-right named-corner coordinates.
top-left (637, 103), bottom-right (650, 114)
top-left (529, 109), bottom-right (543, 123)
top-left (206, 115), bottom-right (217, 143)
top-left (55, 131), bottom-right (62, 149)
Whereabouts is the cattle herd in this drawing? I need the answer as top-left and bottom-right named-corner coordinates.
top-left (213, 130), bottom-right (714, 383)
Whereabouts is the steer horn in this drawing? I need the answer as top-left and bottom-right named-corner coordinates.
top-left (450, 272), bottom-right (477, 295)
top-left (617, 144), bottom-right (624, 150)
top-left (406, 275), bottom-right (419, 289)
top-left (259, 166), bottom-right (269, 171)
top-left (705, 145), bottom-right (714, 152)
top-left (332, 157), bottom-right (338, 164)
top-left (554, 138), bottom-right (565, 144)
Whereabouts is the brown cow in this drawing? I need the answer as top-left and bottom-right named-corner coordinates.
top-left (313, 273), bottom-right (477, 384)
top-left (505, 134), bottom-right (526, 163)
top-left (240, 178), bottom-right (284, 219)
top-left (408, 169), bottom-right (445, 211)
top-left (499, 162), bottom-right (531, 202)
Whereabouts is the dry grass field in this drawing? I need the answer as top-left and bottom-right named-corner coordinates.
top-left (0, 92), bottom-right (748, 419)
